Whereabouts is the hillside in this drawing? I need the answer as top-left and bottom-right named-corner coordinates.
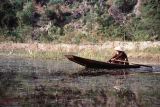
top-left (0, 0), bottom-right (160, 43)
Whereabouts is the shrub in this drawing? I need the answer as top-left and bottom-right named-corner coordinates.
top-left (49, 0), bottom-right (64, 4)
top-left (17, 2), bottom-right (34, 25)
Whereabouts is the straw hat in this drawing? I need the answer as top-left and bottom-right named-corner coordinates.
top-left (114, 46), bottom-right (124, 51)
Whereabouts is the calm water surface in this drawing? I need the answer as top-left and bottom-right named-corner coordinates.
top-left (0, 56), bottom-right (160, 107)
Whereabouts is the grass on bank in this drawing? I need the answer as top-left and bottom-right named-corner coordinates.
top-left (0, 47), bottom-right (160, 61)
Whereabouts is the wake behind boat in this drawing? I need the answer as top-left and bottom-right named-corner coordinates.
top-left (65, 55), bottom-right (141, 69)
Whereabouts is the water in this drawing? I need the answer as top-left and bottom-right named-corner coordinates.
top-left (0, 56), bottom-right (160, 107)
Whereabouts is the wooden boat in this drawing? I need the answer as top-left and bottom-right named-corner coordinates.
top-left (65, 55), bottom-right (141, 69)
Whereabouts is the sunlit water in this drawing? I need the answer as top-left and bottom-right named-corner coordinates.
top-left (0, 56), bottom-right (160, 107)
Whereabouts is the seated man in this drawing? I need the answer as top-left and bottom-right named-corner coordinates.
top-left (108, 46), bottom-right (129, 65)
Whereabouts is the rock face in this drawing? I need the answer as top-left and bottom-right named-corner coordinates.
top-left (108, 5), bottom-right (126, 24)
top-left (133, 0), bottom-right (142, 17)
top-left (108, 0), bottom-right (138, 24)
top-left (1, 0), bottom-right (159, 42)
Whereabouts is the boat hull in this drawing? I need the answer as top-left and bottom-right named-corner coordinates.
top-left (65, 55), bottom-right (140, 69)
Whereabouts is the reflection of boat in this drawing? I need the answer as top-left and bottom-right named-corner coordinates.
top-left (65, 55), bottom-right (141, 69)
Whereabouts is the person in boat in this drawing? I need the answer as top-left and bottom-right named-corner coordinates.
top-left (108, 46), bottom-right (129, 65)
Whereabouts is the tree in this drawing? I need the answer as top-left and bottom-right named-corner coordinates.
top-left (0, 0), bottom-right (18, 29)
top-left (140, 0), bottom-right (160, 40)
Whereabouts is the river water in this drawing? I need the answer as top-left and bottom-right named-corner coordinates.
top-left (0, 56), bottom-right (160, 107)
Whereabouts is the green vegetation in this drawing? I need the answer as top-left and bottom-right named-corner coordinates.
top-left (0, 46), bottom-right (160, 61)
top-left (0, 0), bottom-right (160, 43)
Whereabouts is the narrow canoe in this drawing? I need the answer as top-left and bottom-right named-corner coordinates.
top-left (65, 55), bottom-right (141, 69)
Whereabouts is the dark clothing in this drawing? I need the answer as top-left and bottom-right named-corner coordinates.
top-left (108, 51), bottom-right (129, 65)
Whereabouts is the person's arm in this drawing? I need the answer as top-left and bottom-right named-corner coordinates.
top-left (124, 57), bottom-right (129, 65)
top-left (113, 52), bottom-right (123, 60)
top-left (107, 53), bottom-right (117, 63)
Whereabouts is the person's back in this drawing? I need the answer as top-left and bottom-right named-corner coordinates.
top-left (108, 47), bottom-right (129, 65)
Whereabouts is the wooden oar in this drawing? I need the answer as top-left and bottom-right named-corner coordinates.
top-left (130, 63), bottom-right (152, 68)
top-left (110, 59), bottom-right (152, 68)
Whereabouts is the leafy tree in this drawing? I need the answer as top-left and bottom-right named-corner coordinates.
top-left (49, 0), bottom-right (63, 4)
top-left (0, 0), bottom-right (18, 29)
top-left (114, 0), bottom-right (137, 13)
top-left (140, 0), bottom-right (160, 40)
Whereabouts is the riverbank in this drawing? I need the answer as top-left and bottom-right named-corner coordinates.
top-left (0, 42), bottom-right (160, 64)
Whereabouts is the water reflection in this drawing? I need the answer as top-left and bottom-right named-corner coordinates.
top-left (71, 68), bottom-right (129, 77)
top-left (0, 57), bottom-right (160, 107)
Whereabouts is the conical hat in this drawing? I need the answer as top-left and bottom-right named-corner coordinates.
top-left (114, 46), bottom-right (123, 51)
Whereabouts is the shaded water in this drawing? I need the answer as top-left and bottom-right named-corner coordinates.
top-left (0, 56), bottom-right (160, 107)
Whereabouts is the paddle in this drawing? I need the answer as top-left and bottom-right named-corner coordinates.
top-left (110, 59), bottom-right (152, 68)
top-left (130, 63), bottom-right (152, 68)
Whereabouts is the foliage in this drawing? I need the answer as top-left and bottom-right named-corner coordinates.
top-left (0, 0), bottom-right (18, 29)
top-left (0, 0), bottom-right (160, 42)
top-left (49, 0), bottom-right (64, 4)
top-left (114, 0), bottom-right (137, 13)
top-left (140, 0), bottom-right (160, 40)
top-left (17, 1), bottom-right (34, 26)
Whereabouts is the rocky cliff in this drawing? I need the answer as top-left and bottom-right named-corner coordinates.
top-left (0, 0), bottom-right (160, 42)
